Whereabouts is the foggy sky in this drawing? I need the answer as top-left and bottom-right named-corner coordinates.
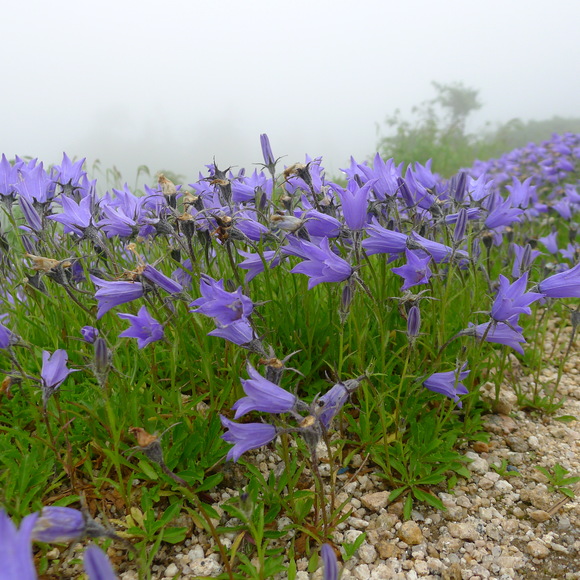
top-left (2, 0), bottom-right (580, 185)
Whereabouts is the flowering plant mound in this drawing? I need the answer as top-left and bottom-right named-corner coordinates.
top-left (0, 133), bottom-right (579, 577)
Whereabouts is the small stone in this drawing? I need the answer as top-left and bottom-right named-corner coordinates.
top-left (442, 562), bottom-right (462, 580)
top-left (472, 441), bottom-right (489, 453)
top-left (387, 501), bottom-right (404, 516)
top-left (479, 476), bottom-right (495, 490)
top-left (528, 435), bottom-right (540, 449)
top-left (529, 509), bottom-right (551, 522)
top-left (494, 479), bottom-right (513, 493)
top-left (358, 543), bottom-right (377, 564)
top-left (397, 521), bottom-right (423, 545)
top-left (465, 452), bottom-right (489, 474)
top-left (164, 563), bottom-right (179, 577)
top-left (526, 540), bottom-right (550, 558)
top-left (189, 558), bottom-right (223, 576)
top-left (448, 522), bottom-right (479, 541)
top-left (376, 541), bottom-right (400, 559)
top-left (360, 491), bottom-right (390, 511)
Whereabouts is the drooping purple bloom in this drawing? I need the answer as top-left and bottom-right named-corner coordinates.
top-left (40, 349), bottom-right (80, 406)
top-left (534, 261), bottom-right (580, 298)
top-left (408, 231), bottom-right (467, 263)
top-left (190, 275), bottom-right (254, 325)
top-left (81, 326), bottom-right (99, 344)
top-left (209, 320), bottom-right (259, 351)
top-left (362, 222), bottom-right (407, 256)
top-left (484, 199), bottom-right (523, 229)
top-left (237, 249), bottom-right (281, 283)
top-left (391, 249), bottom-right (432, 290)
top-left (19, 196), bottom-right (43, 232)
top-left (90, 275), bottom-right (144, 319)
top-left (538, 231), bottom-right (559, 255)
top-left (0, 510), bottom-right (39, 580)
top-left (423, 365), bottom-right (469, 408)
top-left (463, 318), bottom-right (526, 354)
top-left (32, 507), bottom-right (85, 543)
top-left (232, 364), bottom-right (296, 418)
top-left (118, 306), bottom-right (164, 349)
top-left (511, 243), bottom-right (542, 278)
top-left (142, 264), bottom-right (183, 294)
top-left (0, 314), bottom-right (17, 349)
top-left (283, 236), bottom-right (352, 289)
top-left (321, 544), bottom-right (339, 580)
top-left (220, 416), bottom-right (278, 462)
top-left (83, 544), bottom-right (117, 580)
top-left (316, 377), bottom-right (362, 429)
top-left (490, 273), bottom-right (543, 322)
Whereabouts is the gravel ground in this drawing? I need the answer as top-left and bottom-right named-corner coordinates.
top-left (44, 318), bottom-right (580, 580)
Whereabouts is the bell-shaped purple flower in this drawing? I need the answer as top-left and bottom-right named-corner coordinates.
top-left (362, 222), bottom-right (407, 256)
top-left (83, 544), bottom-right (117, 580)
top-left (190, 275), bottom-right (254, 326)
top-left (316, 377), bottom-right (362, 429)
top-left (237, 249), bottom-right (281, 283)
top-left (423, 365), bottom-right (469, 408)
top-left (41, 349), bottom-right (80, 406)
top-left (209, 319), bottom-right (256, 348)
top-left (81, 326), bottom-right (99, 343)
top-left (283, 236), bottom-right (352, 289)
top-left (391, 249), bottom-right (432, 290)
top-left (332, 179), bottom-right (375, 230)
top-left (118, 306), bottom-right (164, 349)
top-left (232, 364), bottom-right (296, 418)
top-left (142, 264), bottom-right (183, 294)
top-left (0, 510), bottom-right (39, 580)
top-left (321, 544), bottom-right (339, 580)
top-left (90, 275), bottom-right (144, 319)
top-left (220, 416), bottom-right (278, 462)
top-left (32, 507), bottom-right (86, 543)
top-left (462, 317), bottom-right (526, 354)
top-left (490, 273), bottom-right (543, 322)
top-left (534, 261), bottom-right (580, 298)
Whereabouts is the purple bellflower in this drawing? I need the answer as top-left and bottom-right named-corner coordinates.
top-left (391, 249), bottom-right (432, 290)
top-left (462, 317), bottom-right (526, 354)
top-left (533, 261), bottom-right (580, 298)
top-left (490, 273), bottom-right (543, 322)
top-left (90, 275), bottom-right (144, 319)
top-left (316, 377), bottom-right (362, 429)
top-left (283, 236), bottom-right (353, 289)
top-left (83, 544), bottom-right (117, 580)
top-left (321, 543), bottom-right (339, 580)
top-left (209, 319), bottom-right (257, 348)
top-left (0, 510), bottom-right (39, 580)
top-left (190, 275), bottom-right (254, 326)
top-left (31, 507), bottom-right (115, 546)
top-left (32, 506), bottom-right (85, 543)
top-left (0, 314), bottom-right (18, 349)
top-left (423, 365), bottom-right (469, 408)
top-left (260, 133), bottom-right (277, 170)
top-left (237, 249), bottom-right (281, 283)
top-left (220, 416), bottom-right (278, 462)
top-left (408, 232), bottom-right (467, 263)
top-left (361, 222), bottom-right (407, 256)
top-left (142, 264), bottom-right (183, 294)
top-left (81, 325), bottom-right (99, 343)
top-left (40, 349), bottom-right (80, 407)
top-left (331, 179), bottom-right (375, 230)
top-left (232, 364), bottom-right (296, 418)
top-left (46, 195), bottom-right (95, 236)
top-left (118, 306), bottom-right (164, 349)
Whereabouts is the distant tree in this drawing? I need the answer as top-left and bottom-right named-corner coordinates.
top-left (377, 81), bottom-right (483, 176)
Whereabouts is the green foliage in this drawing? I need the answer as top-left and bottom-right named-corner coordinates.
top-left (535, 464), bottom-right (580, 499)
